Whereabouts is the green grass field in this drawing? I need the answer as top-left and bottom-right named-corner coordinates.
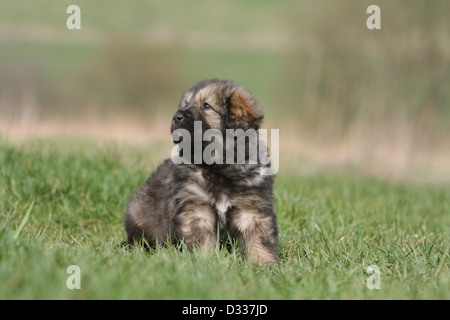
top-left (1, 140), bottom-right (448, 299)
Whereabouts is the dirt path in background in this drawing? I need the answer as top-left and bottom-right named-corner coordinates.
top-left (0, 116), bottom-right (170, 145)
top-left (1, 116), bottom-right (449, 185)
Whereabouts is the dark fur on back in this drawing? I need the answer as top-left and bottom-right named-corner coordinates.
top-left (124, 79), bottom-right (278, 265)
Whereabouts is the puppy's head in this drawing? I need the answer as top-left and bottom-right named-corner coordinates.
top-left (171, 79), bottom-right (264, 135)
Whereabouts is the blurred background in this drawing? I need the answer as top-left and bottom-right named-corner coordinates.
top-left (1, 0), bottom-right (449, 182)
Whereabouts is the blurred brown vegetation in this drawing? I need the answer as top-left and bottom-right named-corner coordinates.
top-left (78, 39), bottom-right (182, 116)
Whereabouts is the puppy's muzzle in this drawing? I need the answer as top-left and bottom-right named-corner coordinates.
top-left (171, 111), bottom-right (187, 134)
top-left (172, 112), bottom-right (184, 124)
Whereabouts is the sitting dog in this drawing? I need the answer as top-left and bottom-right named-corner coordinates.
top-left (124, 79), bottom-right (278, 265)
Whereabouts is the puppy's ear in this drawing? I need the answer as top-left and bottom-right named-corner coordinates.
top-left (226, 87), bottom-right (264, 130)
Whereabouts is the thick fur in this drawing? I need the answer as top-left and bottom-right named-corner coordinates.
top-left (124, 79), bottom-right (278, 265)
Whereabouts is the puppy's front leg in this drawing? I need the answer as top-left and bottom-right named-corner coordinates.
top-left (230, 210), bottom-right (279, 266)
top-left (174, 204), bottom-right (217, 252)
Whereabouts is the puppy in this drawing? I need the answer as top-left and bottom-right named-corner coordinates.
top-left (124, 79), bottom-right (278, 265)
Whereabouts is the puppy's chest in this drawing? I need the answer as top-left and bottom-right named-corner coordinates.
top-left (213, 192), bottom-right (232, 226)
top-left (184, 178), bottom-right (232, 226)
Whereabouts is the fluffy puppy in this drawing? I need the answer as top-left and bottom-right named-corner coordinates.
top-left (124, 79), bottom-right (278, 265)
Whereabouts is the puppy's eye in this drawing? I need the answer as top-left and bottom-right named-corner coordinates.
top-left (202, 103), bottom-right (212, 110)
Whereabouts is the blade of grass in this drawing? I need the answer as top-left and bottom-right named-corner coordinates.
top-left (13, 200), bottom-right (35, 241)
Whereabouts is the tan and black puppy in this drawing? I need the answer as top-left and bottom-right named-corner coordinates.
top-left (124, 79), bottom-right (278, 265)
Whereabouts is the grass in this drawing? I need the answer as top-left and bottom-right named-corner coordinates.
top-left (0, 140), bottom-right (448, 299)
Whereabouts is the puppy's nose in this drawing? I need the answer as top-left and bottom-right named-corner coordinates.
top-left (173, 113), bottom-right (184, 124)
